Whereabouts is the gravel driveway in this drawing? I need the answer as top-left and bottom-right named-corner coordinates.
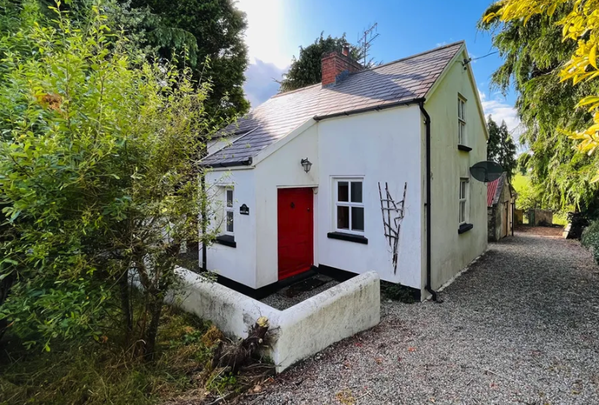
top-left (240, 230), bottom-right (599, 404)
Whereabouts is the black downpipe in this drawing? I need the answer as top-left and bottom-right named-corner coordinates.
top-left (511, 201), bottom-right (515, 236)
top-left (201, 175), bottom-right (207, 271)
top-left (419, 102), bottom-right (438, 302)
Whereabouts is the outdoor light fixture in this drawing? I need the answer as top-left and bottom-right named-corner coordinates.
top-left (301, 158), bottom-right (312, 173)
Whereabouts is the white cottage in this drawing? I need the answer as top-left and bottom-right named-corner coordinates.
top-left (200, 41), bottom-right (488, 300)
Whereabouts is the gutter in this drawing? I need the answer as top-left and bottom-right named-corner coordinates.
top-left (419, 102), bottom-right (439, 302)
top-left (313, 97), bottom-right (426, 121)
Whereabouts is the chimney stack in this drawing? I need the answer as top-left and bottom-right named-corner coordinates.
top-left (321, 48), bottom-right (362, 86)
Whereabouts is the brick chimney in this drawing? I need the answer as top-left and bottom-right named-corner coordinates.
top-left (321, 48), bottom-right (362, 86)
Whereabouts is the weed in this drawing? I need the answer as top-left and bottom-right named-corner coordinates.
top-left (380, 281), bottom-right (418, 303)
top-left (0, 306), bottom-right (231, 405)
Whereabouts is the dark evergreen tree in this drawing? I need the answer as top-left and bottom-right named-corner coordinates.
top-left (278, 33), bottom-right (367, 93)
top-left (480, 3), bottom-right (599, 211)
top-left (487, 116), bottom-right (517, 180)
top-left (125, 0), bottom-right (250, 124)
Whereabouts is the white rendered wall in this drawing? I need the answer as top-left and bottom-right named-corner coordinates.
top-left (425, 49), bottom-right (488, 293)
top-left (204, 168), bottom-right (258, 288)
top-left (172, 267), bottom-right (380, 372)
top-left (253, 124), bottom-right (319, 288)
top-left (317, 107), bottom-right (423, 289)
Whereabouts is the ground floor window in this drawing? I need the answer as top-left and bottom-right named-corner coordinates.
top-left (224, 187), bottom-right (234, 235)
top-left (459, 178), bottom-right (468, 224)
top-left (334, 178), bottom-right (364, 233)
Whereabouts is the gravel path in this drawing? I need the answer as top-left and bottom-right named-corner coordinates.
top-left (240, 231), bottom-right (599, 404)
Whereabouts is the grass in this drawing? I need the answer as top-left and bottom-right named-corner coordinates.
top-left (553, 212), bottom-right (569, 226)
top-left (0, 306), bottom-right (231, 405)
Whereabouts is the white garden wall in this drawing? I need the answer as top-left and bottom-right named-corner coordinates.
top-left (172, 267), bottom-right (380, 372)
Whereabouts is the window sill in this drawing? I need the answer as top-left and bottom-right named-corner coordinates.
top-left (327, 232), bottom-right (368, 244)
top-left (458, 144), bottom-right (472, 152)
top-left (215, 235), bottom-right (236, 248)
top-left (458, 223), bottom-right (473, 234)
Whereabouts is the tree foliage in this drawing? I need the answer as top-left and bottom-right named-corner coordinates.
top-left (483, 0), bottom-right (599, 179)
top-left (487, 116), bottom-right (517, 179)
top-left (278, 33), bottom-right (367, 93)
top-left (512, 174), bottom-right (541, 211)
top-left (480, 3), bottom-right (599, 212)
top-left (126, 0), bottom-right (250, 125)
top-left (0, 1), bottom-right (215, 355)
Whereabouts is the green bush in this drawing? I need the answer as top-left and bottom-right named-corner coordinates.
top-left (581, 220), bottom-right (599, 264)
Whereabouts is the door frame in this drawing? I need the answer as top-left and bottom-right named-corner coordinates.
top-left (276, 186), bottom-right (317, 281)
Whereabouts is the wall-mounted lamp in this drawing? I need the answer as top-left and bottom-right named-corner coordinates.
top-left (300, 158), bottom-right (312, 173)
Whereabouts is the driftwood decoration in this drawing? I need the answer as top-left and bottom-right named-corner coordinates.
top-left (378, 182), bottom-right (407, 273)
top-left (212, 316), bottom-right (269, 373)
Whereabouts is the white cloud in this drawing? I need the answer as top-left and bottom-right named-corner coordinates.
top-left (236, 0), bottom-right (295, 107)
top-left (478, 91), bottom-right (523, 140)
top-left (243, 59), bottom-right (288, 107)
top-left (236, 0), bottom-right (291, 69)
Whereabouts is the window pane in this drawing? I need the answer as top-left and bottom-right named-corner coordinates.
top-left (350, 181), bottom-right (363, 203)
top-left (459, 201), bottom-right (466, 223)
top-left (338, 182), bottom-right (349, 202)
top-left (226, 189), bottom-right (233, 207)
top-left (351, 207), bottom-right (364, 231)
top-left (226, 211), bottom-right (234, 232)
top-left (337, 206), bottom-right (349, 229)
top-left (460, 181), bottom-right (466, 199)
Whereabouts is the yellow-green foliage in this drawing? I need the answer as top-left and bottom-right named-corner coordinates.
top-left (513, 174), bottom-right (539, 211)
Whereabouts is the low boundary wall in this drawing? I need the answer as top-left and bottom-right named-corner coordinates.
top-left (171, 268), bottom-right (380, 372)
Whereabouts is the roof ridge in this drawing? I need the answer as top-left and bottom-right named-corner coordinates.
top-left (268, 41), bottom-right (464, 101)
top-left (369, 41), bottom-right (465, 72)
top-left (271, 82), bottom-right (321, 99)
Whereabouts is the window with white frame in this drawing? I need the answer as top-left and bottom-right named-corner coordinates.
top-left (224, 188), bottom-right (234, 235)
top-left (458, 95), bottom-right (466, 145)
top-left (459, 178), bottom-right (468, 224)
top-left (334, 179), bottom-right (364, 233)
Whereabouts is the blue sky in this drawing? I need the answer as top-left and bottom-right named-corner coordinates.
top-left (237, 0), bottom-right (521, 134)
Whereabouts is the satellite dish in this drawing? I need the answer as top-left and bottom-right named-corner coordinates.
top-left (470, 161), bottom-right (504, 183)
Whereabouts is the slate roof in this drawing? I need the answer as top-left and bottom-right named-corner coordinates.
top-left (487, 172), bottom-right (507, 207)
top-left (202, 41), bottom-right (465, 167)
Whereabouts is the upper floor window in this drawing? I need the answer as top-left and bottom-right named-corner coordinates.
top-left (458, 96), bottom-right (466, 145)
top-left (335, 178), bottom-right (364, 234)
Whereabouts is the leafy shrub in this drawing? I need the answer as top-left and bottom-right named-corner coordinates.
top-left (581, 220), bottom-right (599, 264)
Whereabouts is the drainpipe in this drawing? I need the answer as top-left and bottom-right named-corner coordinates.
top-left (201, 175), bottom-right (207, 271)
top-left (511, 201), bottom-right (515, 236)
top-left (419, 102), bottom-right (438, 302)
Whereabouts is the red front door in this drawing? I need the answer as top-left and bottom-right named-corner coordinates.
top-left (277, 188), bottom-right (314, 280)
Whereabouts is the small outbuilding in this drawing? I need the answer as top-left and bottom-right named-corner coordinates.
top-left (487, 172), bottom-right (515, 241)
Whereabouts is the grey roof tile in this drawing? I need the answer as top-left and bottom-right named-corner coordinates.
top-left (203, 41), bottom-right (464, 167)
